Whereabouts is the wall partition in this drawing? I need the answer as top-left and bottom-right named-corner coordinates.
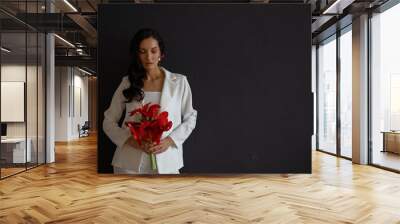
top-left (316, 25), bottom-right (353, 159)
top-left (0, 1), bottom-right (46, 179)
top-left (370, 1), bottom-right (400, 171)
top-left (98, 4), bottom-right (312, 173)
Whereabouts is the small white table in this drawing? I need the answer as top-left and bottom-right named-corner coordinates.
top-left (1, 138), bottom-right (32, 163)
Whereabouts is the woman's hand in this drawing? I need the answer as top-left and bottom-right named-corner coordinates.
top-left (125, 137), bottom-right (153, 154)
top-left (148, 137), bottom-right (175, 154)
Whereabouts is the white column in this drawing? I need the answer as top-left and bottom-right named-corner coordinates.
top-left (352, 14), bottom-right (369, 164)
top-left (46, 0), bottom-right (55, 163)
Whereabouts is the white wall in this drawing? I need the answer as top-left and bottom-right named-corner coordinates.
top-left (71, 70), bottom-right (89, 139)
top-left (55, 66), bottom-right (69, 141)
top-left (1, 65), bottom-right (26, 138)
top-left (55, 66), bottom-right (89, 141)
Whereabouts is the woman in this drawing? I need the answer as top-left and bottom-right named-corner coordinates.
top-left (103, 28), bottom-right (197, 174)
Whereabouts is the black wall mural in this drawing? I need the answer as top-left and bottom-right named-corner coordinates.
top-left (98, 3), bottom-right (312, 173)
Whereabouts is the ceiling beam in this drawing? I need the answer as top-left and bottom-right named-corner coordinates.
top-left (67, 13), bottom-right (97, 40)
top-left (55, 55), bottom-right (96, 72)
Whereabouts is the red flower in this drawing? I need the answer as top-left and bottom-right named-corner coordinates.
top-left (125, 103), bottom-right (173, 146)
top-left (125, 102), bottom-right (173, 170)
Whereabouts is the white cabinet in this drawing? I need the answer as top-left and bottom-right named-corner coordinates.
top-left (1, 138), bottom-right (32, 163)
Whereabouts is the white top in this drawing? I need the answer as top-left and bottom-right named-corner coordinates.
top-left (137, 91), bottom-right (162, 174)
top-left (143, 91), bottom-right (161, 105)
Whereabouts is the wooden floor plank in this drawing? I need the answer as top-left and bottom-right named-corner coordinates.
top-left (0, 134), bottom-right (400, 223)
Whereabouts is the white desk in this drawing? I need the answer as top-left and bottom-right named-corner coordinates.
top-left (1, 138), bottom-right (32, 163)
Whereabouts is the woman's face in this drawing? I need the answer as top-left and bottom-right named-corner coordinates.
top-left (137, 37), bottom-right (162, 71)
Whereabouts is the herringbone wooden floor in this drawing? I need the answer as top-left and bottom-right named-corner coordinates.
top-left (1, 134), bottom-right (400, 224)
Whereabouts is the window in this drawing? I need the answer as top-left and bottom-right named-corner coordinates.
top-left (339, 28), bottom-right (352, 158)
top-left (317, 36), bottom-right (337, 154)
top-left (370, 2), bottom-right (400, 171)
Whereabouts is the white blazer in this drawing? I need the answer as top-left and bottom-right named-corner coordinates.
top-left (103, 67), bottom-right (197, 174)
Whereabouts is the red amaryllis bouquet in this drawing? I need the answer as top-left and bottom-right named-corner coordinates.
top-left (125, 103), bottom-right (173, 170)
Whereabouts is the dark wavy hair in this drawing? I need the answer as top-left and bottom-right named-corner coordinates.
top-left (122, 28), bottom-right (166, 103)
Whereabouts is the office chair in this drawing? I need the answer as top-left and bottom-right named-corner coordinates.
top-left (78, 121), bottom-right (90, 138)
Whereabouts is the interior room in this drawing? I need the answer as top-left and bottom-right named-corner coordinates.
top-left (0, 0), bottom-right (399, 223)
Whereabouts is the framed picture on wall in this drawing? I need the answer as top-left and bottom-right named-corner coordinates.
top-left (1, 81), bottom-right (25, 122)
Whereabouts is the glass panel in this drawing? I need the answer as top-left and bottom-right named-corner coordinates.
top-left (38, 32), bottom-right (45, 165)
top-left (340, 29), bottom-right (352, 158)
top-left (0, 1), bottom-right (46, 178)
top-left (27, 31), bottom-right (38, 169)
top-left (1, 31), bottom-right (27, 177)
top-left (371, 3), bottom-right (400, 171)
top-left (318, 36), bottom-right (337, 154)
top-left (26, 0), bottom-right (38, 169)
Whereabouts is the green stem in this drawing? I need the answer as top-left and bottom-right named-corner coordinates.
top-left (150, 153), bottom-right (157, 170)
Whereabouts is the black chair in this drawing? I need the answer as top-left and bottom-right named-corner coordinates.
top-left (78, 121), bottom-right (90, 138)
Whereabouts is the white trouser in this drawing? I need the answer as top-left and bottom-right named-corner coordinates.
top-left (113, 166), bottom-right (180, 174)
top-left (113, 153), bottom-right (180, 174)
